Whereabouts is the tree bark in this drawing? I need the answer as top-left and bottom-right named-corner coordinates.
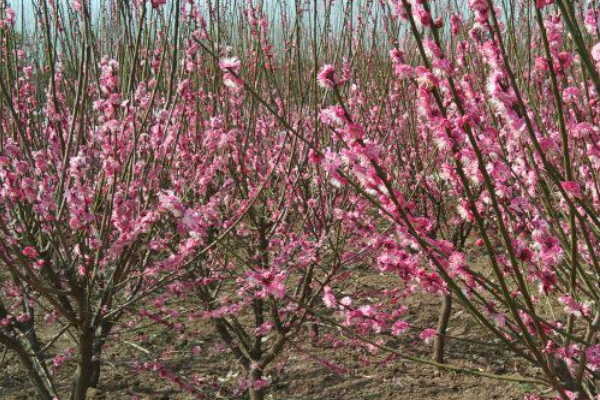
top-left (89, 321), bottom-right (113, 388)
top-left (433, 294), bottom-right (452, 364)
top-left (72, 326), bottom-right (96, 400)
top-left (1, 303), bottom-right (57, 399)
top-left (13, 345), bottom-right (57, 400)
top-left (248, 368), bottom-right (265, 400)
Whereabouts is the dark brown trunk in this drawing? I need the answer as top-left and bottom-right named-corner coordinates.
top-left (72, 327), bottom-right (95, 400)
top-left (248, 368), bottom-right (265, 400)
top-left (433, 294), bottom-right (452, 364)
top-left (89, 321), bottom-right (113, 388)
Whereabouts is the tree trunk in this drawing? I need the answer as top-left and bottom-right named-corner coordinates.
top-left (1, 305), bottom-right (57, 399)
top-left (5, 328), bottom-right (58, 399)
top-left (13, 346), bottom-right (57, 400)
top-left (72, 326), bottom-right (96, 400)
top-left (89, 321), bottom-right (112, 388)
top-left (433, 294), bottom-right (452, 364)
top-left (249, 387), bottom-right (265, 400)
top-left (248, 368), bottom-right (265, 400)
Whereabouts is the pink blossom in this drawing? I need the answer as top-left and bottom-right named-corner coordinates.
top-left (391, 321), bottom-right (409, 336)
top-left (158, 191), bottom-right (185, 218)
top-left (3, 8), bottom-right (16, 26)
top-left (151, 0), bottom-right (167, 8)
top-left (592, 43), bottom-right (600, 63)
top-left (219, 57), bottom-right (242, 72)
top-left (419, 328), bottom-right (437, 345)
top-left (317, 64), bottom-right (337, 89)
top-left (561, 181), bottom-right (583, 199)
top-left (586, 345), bottom-right (600, 371)
top-left (469, 0), bottom-right (488, 13)
top-left (252, 377), bottom-right (270, 390)
top-left (246, 269), bottom-right (286, 299)
top-left (340, 297), bottom-right (352, 307)
top-left (22, 246), bottom-right (38, 259)
top-left (558, 294), bottom-right (590, 318)
top-left (536, 0), bottom-right (554, 9)
top-left (322, 286), bottom-right (337, 308)
top-left (254, 321), bottom-right (274, 337)
top-left (72, 0), bottom-right (84, 12)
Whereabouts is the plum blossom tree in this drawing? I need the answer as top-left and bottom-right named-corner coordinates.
top-left (6, 0), bottom-right (600, 400)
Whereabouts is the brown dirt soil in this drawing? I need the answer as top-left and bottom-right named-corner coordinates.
top-left (0, 275), bottom-right (539, 400)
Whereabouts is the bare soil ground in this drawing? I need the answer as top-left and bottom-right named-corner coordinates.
top-left (0, 275), bottom-right (537, 400)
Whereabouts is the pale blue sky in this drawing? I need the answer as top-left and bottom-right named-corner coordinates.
top-left (8, 0), bottom-right (103, 29)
